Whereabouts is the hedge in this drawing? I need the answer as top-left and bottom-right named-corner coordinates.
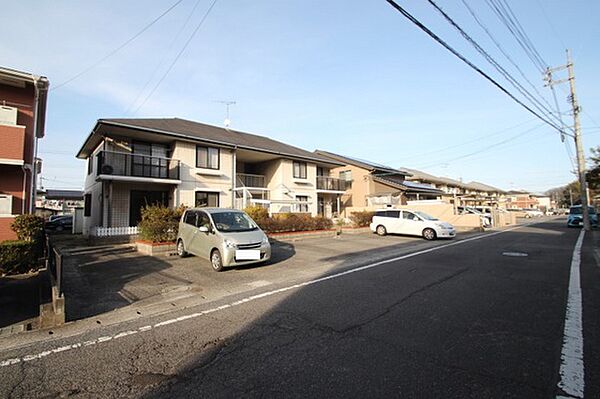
top-left (244, 207), bottom-right (333, 233)
top-left (349, 211), bottom-right (375, 227)
top-left (0, 240), bottom-right (39, 276)
top-left (11, 214), bottom-right (44, 242)
top-left (138, 205), bottom-right (186, 243)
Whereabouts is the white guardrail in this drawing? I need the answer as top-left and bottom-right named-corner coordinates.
top-left (92, 226), bottom-right (139, 237)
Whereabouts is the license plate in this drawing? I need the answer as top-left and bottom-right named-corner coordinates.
top-left (235, 249), bottom-right (261, 260)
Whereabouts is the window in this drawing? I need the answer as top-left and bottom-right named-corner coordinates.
top-left (84, 194), bottom-right (92, 217)
top-left (402, 211), bottom-right (417, 220)
top-left (387, 210), bottom-right (400, 218)
top-left (197, 211), bottom-right (211, 229)
top-left (296, 195), bottom-right (309, 213)
top-left (195, 191), bottom-right (219, 208)
top-left (87, 157), bottom-right (93, 175)
top-left (184, 211), bottom-right (197, 226)
top-left (339, 170), bottom-right (352, 181)
top-left (132, 142), bottom-right (170, 178)
top-left (196, 146), bottom-right (220, 169)
top-left (293, 161), bottom-right (307, 179)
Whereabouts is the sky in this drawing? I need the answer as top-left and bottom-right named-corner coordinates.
top-left (1, 0), bottom-right (599, 193)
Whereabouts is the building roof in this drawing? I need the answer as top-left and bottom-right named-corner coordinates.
top-left (41, 189), bottom-right (84, 200)
top-left (372, 175), bottom-right (444, 195)
top-left (76, 118), bottom-right (344, 166)
top-left (314, 150), bottom-right (412, 176)
top-left (402, 167), bottom-right (464, 187)
top-left (464, 181), bottom-right (506, 193)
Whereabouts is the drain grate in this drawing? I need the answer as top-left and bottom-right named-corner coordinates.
top-left (502, 251), bottom-right (528, 257)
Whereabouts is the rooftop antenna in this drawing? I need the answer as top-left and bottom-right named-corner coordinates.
top-left (214, 100), bottom-right (236, 127)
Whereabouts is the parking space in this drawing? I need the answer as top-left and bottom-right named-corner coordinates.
top-left (59, 232), bottom-right (450, 323)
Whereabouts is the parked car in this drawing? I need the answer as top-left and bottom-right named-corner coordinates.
top-left (370, 209), bottom-right (455, 240)
top-left (45, 214), bottom-right (73, 232)
top-left (176, 208), bottom-right (271, 271)
top-left (567, 205), bottom-right (598, 228)
top-left (523, 209), bottom-right (544, 218)
top-left (457, 206), bottom-right (491, 227)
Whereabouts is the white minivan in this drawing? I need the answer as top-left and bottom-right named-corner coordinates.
top-left (370, 209), bottom-right (456, 240)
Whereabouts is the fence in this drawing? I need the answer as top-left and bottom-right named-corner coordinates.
top-left (45, 235), bottom-right (63, 297)
top-left (91, 226), bottom-right (139, 237)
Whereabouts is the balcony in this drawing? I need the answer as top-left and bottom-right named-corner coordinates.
top-left (316, 176), bottom-right (346, 192)
top-left (96, 151), bottom-right (181, 184)
top-left (237, 173), bottom-right (266, 188)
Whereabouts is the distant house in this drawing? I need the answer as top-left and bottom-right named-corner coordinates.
top-left (506, 191), bottom-right (539, 209)
top-left (0, 67), bottom-right (49, 241)
top-left (314, 151), bottom-right (444, 216)
top-left (36, 189), bottom-right (84, 218)
top-left (76, 118), bottom-right (344, 237)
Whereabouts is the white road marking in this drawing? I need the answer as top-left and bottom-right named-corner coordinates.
top-left (557, 230), bottom-right (586, 398)
top-left (0, 223), bottom-right (535, 368)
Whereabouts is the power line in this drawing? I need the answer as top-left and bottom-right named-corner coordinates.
top-left (125, 0), bottom-right (205, 114)
top-left (534, 0), bottom-right (567, 49)
top-left (426, 0), bottom-right (564, 129)
top-left (459, 0), bottom-right (557, 117)
top-left (384, 0), bottom-right (563, 133)
top-left (132, 0), bottom-right (219, 114)
top-left (52, 0), bottom-right (187, 91)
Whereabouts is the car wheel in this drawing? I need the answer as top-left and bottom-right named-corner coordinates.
top-left (176, 239), bottom-right (187, 258)
top-left (376, 225), bottom-right (387, 236)
top-left (422, 228), bottom-right (436, 241)
top-left (210, 249), bottom-right (224, 272)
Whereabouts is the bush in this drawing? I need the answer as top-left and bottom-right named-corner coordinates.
top-left (11, 214), bottom-right (44, 241)
top-left (349, 211), bottom-right (375, 227)
top-left (0, 240), bottom-right (39, 276)
top-left (257, 213), bottom-right (333, 233)
top-left (137, 205), bottom-right (185, 243)
top-left (244, 205), bottom-right (269, 224)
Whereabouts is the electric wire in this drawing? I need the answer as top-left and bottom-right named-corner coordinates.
top-left (426, 0), bottom-right (564, 129)
top-left (384, 0), bottom-right (563, 133)
top-left (52, 0), bottom-right (187, 90)
top-left (125, 0), bottom-right (205, 114)
top-left (132, 0), bottom-right (219, 114)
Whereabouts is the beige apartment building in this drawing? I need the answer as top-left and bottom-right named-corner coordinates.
top-left (314, 151), bottom-right (444, 216)
top-left (76, 118), bottom-right (345, 236)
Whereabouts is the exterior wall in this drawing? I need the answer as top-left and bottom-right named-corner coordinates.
top-left (329, 164), bottom-right (371, 215)
top-left (172, 141), bottom-right (234, 208)
top-left (265, 159), bottom-right (319, 215)
top-left (0, 79), bottom-right (37, 241)
top-left (397, 203), bottom-right (482, 228)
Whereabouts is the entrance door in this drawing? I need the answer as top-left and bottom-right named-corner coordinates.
top-left (129, 190), bottom-right (169, 226)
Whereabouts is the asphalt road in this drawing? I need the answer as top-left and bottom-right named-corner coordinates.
top-left (0, 219), bottom-right (598, 398)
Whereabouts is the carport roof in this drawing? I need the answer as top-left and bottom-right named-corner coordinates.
top-left (76, 118), bottom-right (344, 166)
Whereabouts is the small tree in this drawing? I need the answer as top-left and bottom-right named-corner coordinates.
top-left (10, 214), bottom-right (44, 242)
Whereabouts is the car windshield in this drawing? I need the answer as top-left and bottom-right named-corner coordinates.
top-left (211, 212), bottom-right (258, 232)
top-left (414, 211), bottom-right (438, 221)
top-left (570, 206), bottom-right (596, 215)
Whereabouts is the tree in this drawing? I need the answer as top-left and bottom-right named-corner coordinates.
top-left (586, 146), bottom-right (600, 190)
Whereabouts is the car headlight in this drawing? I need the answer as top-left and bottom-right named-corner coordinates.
top-left (261, 236), bottom-right (269, 245)
top-left (224, 239), bottom-right (237, 249)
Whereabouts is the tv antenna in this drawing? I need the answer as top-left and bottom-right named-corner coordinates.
top-left (214, 100), bottom-right (236, 127)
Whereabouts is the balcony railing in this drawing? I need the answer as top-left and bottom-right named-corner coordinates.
top-left (97, 151), bottom-right (180, 180)
top-left (317, 176), bottom-right (346, 191)
top-left (237, 173), bottom-right (266, 188)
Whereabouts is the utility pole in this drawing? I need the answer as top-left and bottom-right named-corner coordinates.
top-left (545, 49), bottom-right (590, 230)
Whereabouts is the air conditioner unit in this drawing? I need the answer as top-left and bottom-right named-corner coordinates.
top-left (0, 105), bottom-right (17, 126)
top-left (0, 194), bottom-right (13, 214)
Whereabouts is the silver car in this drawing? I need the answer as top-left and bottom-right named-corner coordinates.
top-left (176, 208), bottom-right (271, 271)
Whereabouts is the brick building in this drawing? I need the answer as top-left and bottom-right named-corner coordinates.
top-left (0, 67), bottom-right (49, 241)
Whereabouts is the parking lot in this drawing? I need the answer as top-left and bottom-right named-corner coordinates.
top-left (60, 231), bottom-right (456, 324)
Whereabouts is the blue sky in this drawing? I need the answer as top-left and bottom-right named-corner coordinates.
top-left (2, 0), bottom-right (599, 192)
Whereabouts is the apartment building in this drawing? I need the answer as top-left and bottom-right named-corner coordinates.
top-left (76, 118), bottom-right (345, 236)
top-left (0, 67), bottom-right (49, 241)
top-left (314, 151), bottom-right (444, 216)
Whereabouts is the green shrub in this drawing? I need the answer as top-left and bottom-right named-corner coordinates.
top-left (257, 213), bottom-right (333, 233)
top-left (11, 214), bottom-right (44, 241)
top-left (137, 205), bottom-right (184, 243)
top-left (0, 240), bottom-right (39, 276)
top-left (349, 211), bottom-right (375, 227)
